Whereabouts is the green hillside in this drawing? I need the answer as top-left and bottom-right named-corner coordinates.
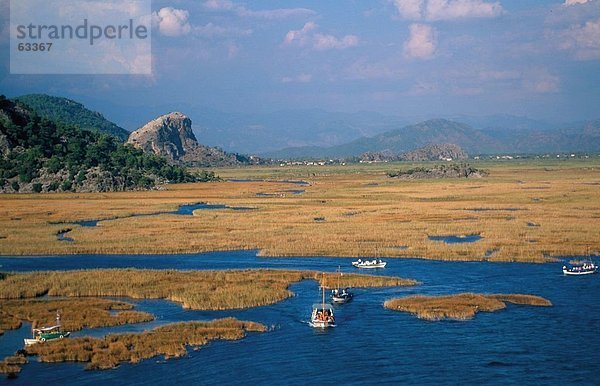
top-left (0, 96), bottom-right (214, 193)
top-left (14, 94), bottom-right (130, 141)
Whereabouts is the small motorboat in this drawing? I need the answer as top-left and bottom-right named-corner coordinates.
top-left (331, 266), bottom-right (353, 304)
top-left (24, 312), bottom-right (70, 346)
top-left (563, 262), bottom-right (597, 276)
top-left (352, 258), bottom-right (387, 269)
top-left (331, 288), bottom-right (353, 304)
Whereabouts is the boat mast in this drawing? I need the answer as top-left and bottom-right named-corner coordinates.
top-left (322, 272), bottom-right (325, 310)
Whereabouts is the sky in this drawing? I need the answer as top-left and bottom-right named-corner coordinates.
top-left (1, 0), bottom-right (599, 123)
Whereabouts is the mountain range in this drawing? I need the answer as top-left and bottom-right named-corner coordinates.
top-left (11, 94), bottom-right (600, 159)
top-left (265, 118), bottom-right (600, 159)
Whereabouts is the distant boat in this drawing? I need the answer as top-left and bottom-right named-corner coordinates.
top-left (563, 261), bottom-right (598, 276)
top-left (331, 266), bottom-right (353, 304)
top-left (24, 312), bottom-right (70, 346)
top-left (331, 288), bottom-right (353, 304)
top-left (310, 273), bottom-right (336, 328)
top-left (563, 248), bottom-right (598, 276)
top-left (352, 258), bottom-right (386, 269)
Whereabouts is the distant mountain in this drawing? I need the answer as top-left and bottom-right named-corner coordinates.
top-left (73, 97), bottom-right (409, 154)
top-left (14, 94), bottom-right (130, 141)
top-left (266, 118), bottom-right (600, 159)
top-left (0, 96), bottom-right (204, 193)
top-left (127, 112), bottom-right (243, 167)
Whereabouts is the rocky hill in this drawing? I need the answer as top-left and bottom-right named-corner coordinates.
top-left (360, 143), bottom-right (468, 162)
top-left (400, 143), bottom-right (468, 161)
top-left (387, 163), bottom-right (487, 179)
top-left (14, 94), bottom-right (130, 141)
top-left (0, 96), bottom-right (206, 193)
top-left (127, 112), bottom-right (242, 167)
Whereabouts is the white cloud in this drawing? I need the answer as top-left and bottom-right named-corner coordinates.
top-left (313, 34), bottom-right (359, 50)
top-left (403, 23), bottom-right (437, 59)
top-left (392, 0), bottom-right (503, 21)
top-left (558, 19), bottom-right (600, 59)
top-left (523, 70), bottom-right (560, 93)
top-left (281, 73), bottom-right (313, 83)
top-left (283, 22), bottom-right (358, 51)
top-left (194, 23), bottom-right (252, 38)
top-left (426, 0), bottom-right (503, 21)
top-left (393, 0), bottom-right (424, 19)
top-left (283, 22), bottom-right (317, 47)
top-left (152, 7), bottom-right (192, 37)
top-left (203, 0), bottom-right (315, 20)
top-left (564, 0), bottom-right (592, 6)
top-left (203, 0), bottom-right (235, 10)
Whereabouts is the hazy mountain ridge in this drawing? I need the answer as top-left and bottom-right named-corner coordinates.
top-left (266, 118), bottom-right (600, 159)
top-left (14, 94), bottom-right (599, 158)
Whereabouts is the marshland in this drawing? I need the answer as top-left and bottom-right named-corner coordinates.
top-left (0, 160), bottom-right (598, 262)
top-left (0, 160), bottom-right (599, 384)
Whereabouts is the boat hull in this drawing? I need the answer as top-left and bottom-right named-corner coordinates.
top-left (24, 331), bottom-right (70, 346)
top-left (352, 262), bottom-right (386, 269)
top-left (563, 269), bottom-right (597, 275)
top-left (309, 320), bottom-right (336, 328)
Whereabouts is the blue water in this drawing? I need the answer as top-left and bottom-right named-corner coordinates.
top-left (429, 234), bottom-right (482, 243)
top-left (56, 204), bottom-right (255, 242)
top-left (1, 250), bottom-right (599, 385)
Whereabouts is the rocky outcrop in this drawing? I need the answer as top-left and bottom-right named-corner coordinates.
top-left (387, 163), bottom-right (487, 179)
top-left (400, 143), bottom-right (468, 161)
top-left (127, 112), bottom-right (239, 167)
top-left (359, 143), bottom-right (468, 163)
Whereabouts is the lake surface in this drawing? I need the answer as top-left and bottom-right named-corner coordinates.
top-left (1, 250), bottom-right (599, 385)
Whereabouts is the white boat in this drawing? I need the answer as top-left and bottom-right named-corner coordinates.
top-left (310, 273), bottom-right (336, 328)
top-left (331, 266), bottom-right (353, 304)
top-left (331, 288), bottom-right (353, 304)
top-left (310, 303), bottom-right (336, 328)
top-left (563, 262), bottom-right (597, 276)
top-left (24, 312), bottom-right (70, 346)
top-left (352, 258), bottom-right (387, 269)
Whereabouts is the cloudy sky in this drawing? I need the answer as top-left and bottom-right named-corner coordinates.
top-left (1, 0), bottom-right (599, 122)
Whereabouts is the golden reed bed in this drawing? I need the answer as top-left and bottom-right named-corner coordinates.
top-left (0, 160), bottom-right (598, 262)
top-left (0, 269), bottom-right (414, 376)
top-left (1, 318), bottom-right (265, 375)
top-left (384, 293), bottom-right (552, 321)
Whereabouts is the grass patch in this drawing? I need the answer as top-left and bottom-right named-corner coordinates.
top-left (384, 293), bottom-right (551, 321)
top-left (24, 318), bottom-right (265, 371)
top-left (1, 160), bottom-right (597, 262)
top-left (0, 298), bottom-right (154, 333)
top-left (0, 269), bottom-right (417, 311)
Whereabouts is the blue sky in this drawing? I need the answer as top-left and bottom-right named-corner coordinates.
top-left (1, 0), bottom-right (599, 122)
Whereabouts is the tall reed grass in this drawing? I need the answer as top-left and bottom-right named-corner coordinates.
top-left (24, 318), bottom-right (265, 371)
top-left (384, 293), bottom-right (551, 321)
top-left (1, 161), bottom-right (597, 262)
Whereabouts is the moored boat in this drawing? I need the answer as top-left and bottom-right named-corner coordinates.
top-left (352, 258), bottom-right (387, 269)
top-left (24, 312), bottom-right (70, 346)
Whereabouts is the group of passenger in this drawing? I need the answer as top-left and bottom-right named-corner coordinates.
top-left (315, 309), bottom-right (334, 323)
